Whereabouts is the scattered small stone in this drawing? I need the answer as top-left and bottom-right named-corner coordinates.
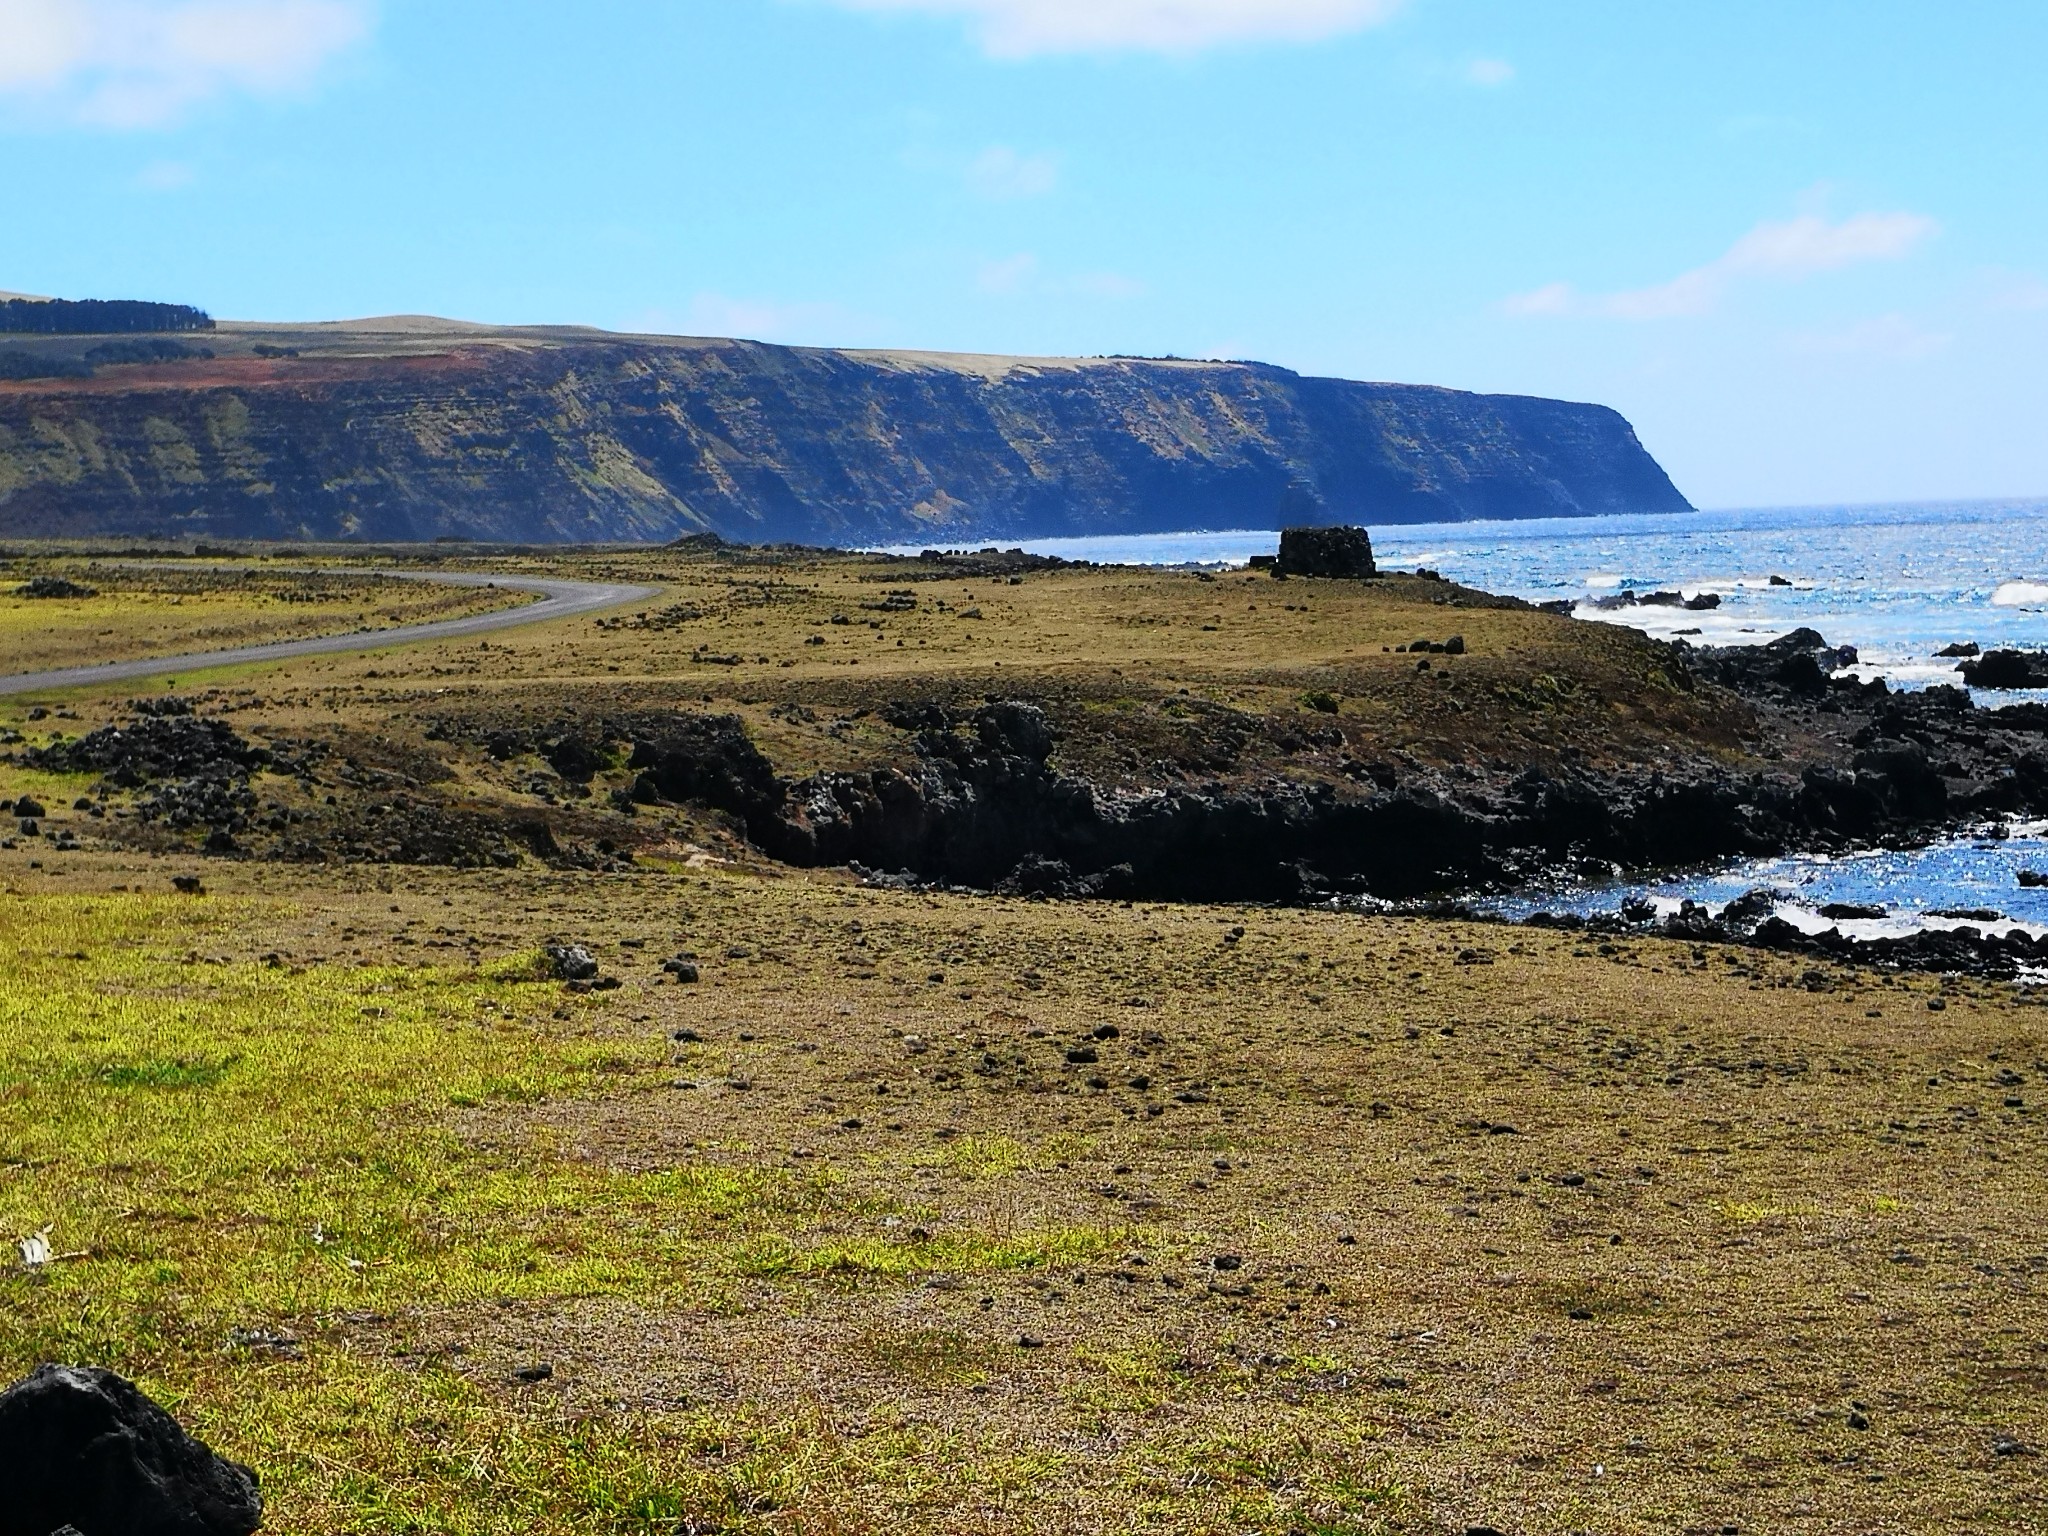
top-left (1211, 1254), bottom-right (1244, 1272)
top-left (227, 1327), bottom-right (303, 1360)
top-left (1993, 1435), bottom-right (2034, 1457)
top-left (512, 1363), bottom-right (554, 1383)
top-left (172, 875), bottom-right (205, 895)
top-left (544, 943), bottom-right (599, 982)
top-left (1015, 1335), bottom-right (1044, 1349)
top-left (12, 797), bottom-right (45, 818)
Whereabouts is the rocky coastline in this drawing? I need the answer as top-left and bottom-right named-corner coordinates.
top-left (16, 625), bottom-right (2048, 975)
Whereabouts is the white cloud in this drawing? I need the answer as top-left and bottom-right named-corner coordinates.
top-left (135, 158), bottom-right (195, 190)
top-left (1990, 275), bottom-right (2048, 312)
top-left (1465, 57), bottom-right (1512, 86)
top-left (1506, 209), bottom-right (1939, 322)
top-left (0, 0), bottom-right (370, 126)
top-left (974, 252), bottom-right (1145, 300)
top-left (1070, 270), bottom-right (1147, 299)
top-left (821, 0), bottom-right (1405, 58)
top-left (1790, 313), bottom-right (1951, 360)
top-left (966, 144), bottom-right (1058, 200)
top-left (1500, 280), bottom-right (1571, 317)
top-left (976, 251), bottom-right (1040, 294)
top-left (1718, 211), bottom-right (1936, 277)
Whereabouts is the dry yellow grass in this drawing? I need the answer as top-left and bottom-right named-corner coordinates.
top-left (0, 844), bottom-right (2040, 1535)
top-left (0, 545), bottom-right (2036, 1534)
top-left (0, 560), bottom-right (527, 674)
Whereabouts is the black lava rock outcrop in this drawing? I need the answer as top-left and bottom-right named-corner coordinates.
top-left (593, 647), bottom-right (2048, 903)
top-left (24, 713), bottom-right (270, 851)
top-left (27, 715), bottom-right (268, 788)
top-left (1688, 628), bottom-right (1859, 700)
top-left (1958, 649), bottom-right (2048, 689)
top-left (1275, 524), bottom-right (1376, 578)
top-left (1533, 889), bottom-right (2048, 980)
top-left (0, 1363), bottom-right (262, 1536)
top-left (16, 575), bottom-right (96, 599)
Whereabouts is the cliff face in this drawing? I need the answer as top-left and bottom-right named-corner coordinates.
top-left (0, 328), bottom-right (1690, 543)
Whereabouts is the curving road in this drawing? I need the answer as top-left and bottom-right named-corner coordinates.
top-left (0, 569), bottom-right (661, 698)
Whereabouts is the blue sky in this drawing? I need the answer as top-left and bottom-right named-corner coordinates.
top-left (4, 0), bottom-right (2045, 509)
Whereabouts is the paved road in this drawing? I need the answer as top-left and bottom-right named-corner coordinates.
top-left (0, 569), bottom-right (661, 698)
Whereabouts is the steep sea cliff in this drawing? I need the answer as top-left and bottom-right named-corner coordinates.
top-left (0, 323), bottom-right (1688, 544)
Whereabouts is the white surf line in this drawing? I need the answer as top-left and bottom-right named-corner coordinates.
top-left (0, 568), bottom-right (662, 698)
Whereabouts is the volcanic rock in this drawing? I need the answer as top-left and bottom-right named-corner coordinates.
top-left (0, 1363), bottom-right (262, 1536)
top-left (16, 576), bottom-right (95, 599)
top-left (1959, 649), bottom-right (2048, 690)
top-left (1274, 525), bottom-right (1376, 579)
top-left (544, 944), bottom-right (599, 982)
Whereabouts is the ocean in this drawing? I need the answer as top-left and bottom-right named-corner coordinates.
top-left (892, 497), bottom-right (2048, 933)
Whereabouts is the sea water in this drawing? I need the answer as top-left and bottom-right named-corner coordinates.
top-left (893, 496), bottom-right (2048, 692)
top-left (892, 497), bottom-right (2048, 929)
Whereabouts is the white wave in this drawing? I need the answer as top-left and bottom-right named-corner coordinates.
top-left (1992, 580), bottom-right (2048, 608)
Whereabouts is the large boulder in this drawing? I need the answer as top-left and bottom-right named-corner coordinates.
top-left (1691, 628), bottom-right (1857, 699)
top-left (0, 1364), bottom-right (262, 1536)
top-left (1959, 649), bottom-right (2048, 690)
top-left (1275, 525), bottom-right (1376, 579)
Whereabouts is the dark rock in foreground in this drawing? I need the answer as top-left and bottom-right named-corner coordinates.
top-left (1275, 524), bottom-right (1376, 578)
top-left (0, 1364), bottom-right (262, 1536)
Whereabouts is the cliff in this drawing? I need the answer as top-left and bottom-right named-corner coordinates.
top-left (0, 321), bottom-right (1690, 544)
